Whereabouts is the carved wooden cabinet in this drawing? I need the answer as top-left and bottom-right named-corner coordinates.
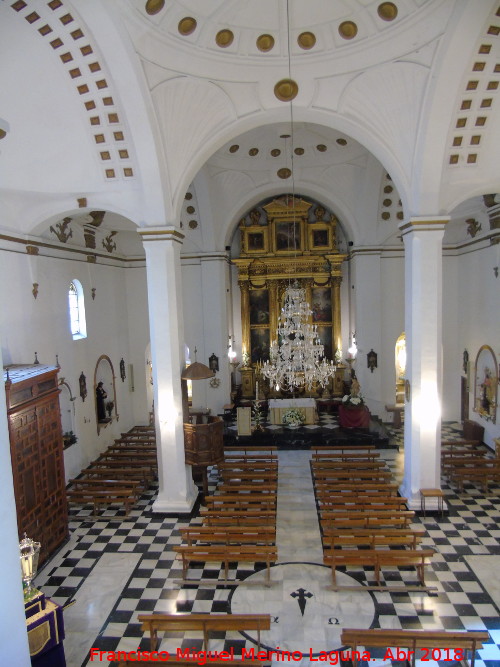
top-left (4, 364), bottom-right (68, 565)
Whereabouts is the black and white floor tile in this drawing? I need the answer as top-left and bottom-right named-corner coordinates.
top-left (34, 422), bottom-right (500, 667)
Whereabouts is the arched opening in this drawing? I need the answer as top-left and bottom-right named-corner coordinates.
top-left (68, 279), bottom-right (87, 340)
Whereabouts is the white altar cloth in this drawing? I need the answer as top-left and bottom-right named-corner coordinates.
top-left (268, 398), bottom-right (317, 425)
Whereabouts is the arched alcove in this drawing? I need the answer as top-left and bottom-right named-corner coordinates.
top-left (59, 380), bottom-right (77, 448)
top-left (94, 355), bottom-right (118, 434)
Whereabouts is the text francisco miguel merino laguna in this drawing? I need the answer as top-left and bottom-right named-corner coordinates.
top-left (90, 647), bottom-right (385, 664)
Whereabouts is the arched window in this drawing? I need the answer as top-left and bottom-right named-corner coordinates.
top-left (68, 280), bottom-right (87, 340)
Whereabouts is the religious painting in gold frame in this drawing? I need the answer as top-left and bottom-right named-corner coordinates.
top-left (250, 328), bottom-right (270, 364)
top-left (273, 220), bottom-right (303, 253)
top-left (473, 344), bottom-right (497, 423)
top-left (250, 289), bottom-right (270, 325)
top-left (309, 224), bottom-right (330, 250)
top-left (242, 225), bottom-right (269, 254)
top-left (311, 287), bottom-right (332, 323)
top-left (316, 326), bottom-right (333, 360)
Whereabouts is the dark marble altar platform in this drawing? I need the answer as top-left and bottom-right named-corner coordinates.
top-left (223, 411), bottom-right (393, 449)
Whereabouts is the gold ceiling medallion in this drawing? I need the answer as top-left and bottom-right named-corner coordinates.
top-left (274, 78), bottom-right (298, 102)
top-left (178, 17), bottom-right (197, 36)
top-left (185, 192), bottom-right (192, 199)
top-left (297, 31), bottom-right (316, 50)
top-left (294, 147), bottom-right (304, 155)
top-left (317, 144), bottom-right (327, 152)
top-left (145, 0), bottom-right (165, 16)
top-left (338, 21), bottom-right (358, 39)
top-left (187, 206), bottom-right (195, 214)
top-left (378, 2), bottom-right (398, 21)
top-left (189, 220), bottom-right (198, 229)
top-left (257, 34), bottom-right (275, 52)
top-left (336, 138), bottom-right (347, 146)
top-left (216, 29), bottom-right (234, 48)
top-left (271, 149), bottom-right (281, 157)
top-left (229, 144), bottom-right (239, 153)
top-left (0, 128), bottom-right (7, 140)
top-left (249, 148), bottom-right (259, 156)
top-left (277, 168), bottom-right (292, 179)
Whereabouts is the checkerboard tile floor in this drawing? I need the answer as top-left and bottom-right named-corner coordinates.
top-left (34, 421), bottom-right (500, 666)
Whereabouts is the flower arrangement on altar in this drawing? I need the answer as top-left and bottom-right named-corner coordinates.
top-left (282, 408), bottom-right (306, 427)
top-left (341, 394), bottom-right (365, 408)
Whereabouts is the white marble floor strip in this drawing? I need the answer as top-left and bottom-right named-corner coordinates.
top-left (62, 552), bottom-right (141, 667)
top-left (276, 449), bottom-right (323, 563)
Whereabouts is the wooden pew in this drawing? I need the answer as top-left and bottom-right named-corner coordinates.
top-left (218, 471), bottom-right (278, 483)
top-left (312, 444), bottom-right (376, 453)
top-left (173, 544), bottom-right (278, 585)
top-left (137, 612), bottom-right (271, 652)
top-left (66, 483), bottom-right (139, 516)
top-left (203, 494), bottom-right (276, 512)
top-left (216, 483), bottom-right (278, 494)
top-left (321, 510), bottom-right (415, 530)
top-left (218, 462), bottom-right (278, 472)
top-left (312, 452), bottom-right (381, 461)
top-left (201, 511), bottom-right (276, 526)
top-left (180, 526), bottom-right (276, 546)
top-left (340, 628), bottom-right (490, 667)
top-left (224, 454), bottom-right (278, 462)
top-left (317, 496), bottom-right (408, 511)
top-left (322, 527), bottom-right (425, 550)
top-left (91, 457), bottom-right (157, 478)
top-left (323, 548), bottom-right (435, 587)
top-left (312, 470), bottom-right (393, 482)
top-left (311, 460), bottom-right (387, 471)
top-left (224, 445), bottom-right (277, 454)
top-left (313, 481), bottom-right (400, 495)
top-left (450, 462), bottom-right (500, 493)
top-left (83, 465), bottom-right (154, 487)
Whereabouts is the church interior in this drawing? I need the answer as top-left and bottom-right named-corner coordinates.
top-left (1, 1), bottom-right (500, 665)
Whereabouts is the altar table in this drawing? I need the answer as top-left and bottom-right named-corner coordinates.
top-left (268, 398), bottom-right (317, 425)
top-left (339, 404), bottom-right (370, 428)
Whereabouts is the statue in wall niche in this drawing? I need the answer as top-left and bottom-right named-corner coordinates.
top-left (96, 382), bottom-right (108, 422)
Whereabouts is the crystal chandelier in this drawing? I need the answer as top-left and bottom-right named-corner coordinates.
top-left (261, 282), bottom-right (336, 392)
top-left (260, 0), bottom-right (336, 393)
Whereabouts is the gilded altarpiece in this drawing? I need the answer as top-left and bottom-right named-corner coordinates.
top-left (233, 196), bottom-right (347, 397)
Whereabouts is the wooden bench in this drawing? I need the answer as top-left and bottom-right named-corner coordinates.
top-left (224, 454), bottom-right (278, 462)
top-left (324, 548), bottom-right (435, 587)
top-left (323, 527), bottom-right (425, 550)
top-left (317, 496), bottom-right (408, 511)
top-left (66, 486), bottom-right (139, 515)
top-left (224, 445), bottom-right (277, 454)
top-left (173, 544), bottom-right (278, 584)
top-left (91, 457), bottom-right (157, 478)
top-left (312, 452), bottom-right (381, 461)
top-left (83, 465), bottom-right (154, 488)
top-left (311, 460), bottom-right (387, 471)
top-left (203, 494), bottom-right (276, 512)
top-left (217, 483), bottom-right (278, 494)
top-left (450, 463), bottom-right (500, 493)
top-left (180, 526), bottom-right (276, 546)
top-left (321, 510), bottom-right (415, 529)
top-left (218, 462), bottom-right (278, 472)
top-left (313, 481), bottom-right (400, 495)
top-left (201, 511), bottom-right (276, 526)
top-left (312, 444), bottom-right (376, 453)
top-left (340, 628), bottom-right (490, 667)
top-left (312, 470), bottom-right (393, 482)
top-left (137, 612), bottom-right (271, 652)
top-left (218, 471), bottom-right (278, 483)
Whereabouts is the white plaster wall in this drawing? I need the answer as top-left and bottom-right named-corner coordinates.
top-left (455, 241), bottom-right (500, 447)
top-left (442, 254), bottom-right (461, 422)
top-left (0, 248), bottom-right (150, 481)
top-left (379, 253), bottom-right (405, 417)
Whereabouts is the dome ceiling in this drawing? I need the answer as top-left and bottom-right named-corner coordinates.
top-left (131, 0), bottom-right (430, 70)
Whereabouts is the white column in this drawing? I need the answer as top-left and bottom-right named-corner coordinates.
top-left (399, 217), bottom-right (448, 509)
top-left (0, 348), bottom-right (31, 663)
top-left (140, 227), bottom-right (197, 513)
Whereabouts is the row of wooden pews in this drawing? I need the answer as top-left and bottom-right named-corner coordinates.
top-left (66, 426), bottom-right (157, 516)
top-left (441, 438), bottom-right (500, 493)
top-left (311, 445), bottom-right (435, 590)
top-left (173, 445), bottom-right (278, 585)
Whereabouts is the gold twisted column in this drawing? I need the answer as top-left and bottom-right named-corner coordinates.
top-left (239, 280), bottom-right (250, 362)
top-left (332, 276), bottom-right (342, 355)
